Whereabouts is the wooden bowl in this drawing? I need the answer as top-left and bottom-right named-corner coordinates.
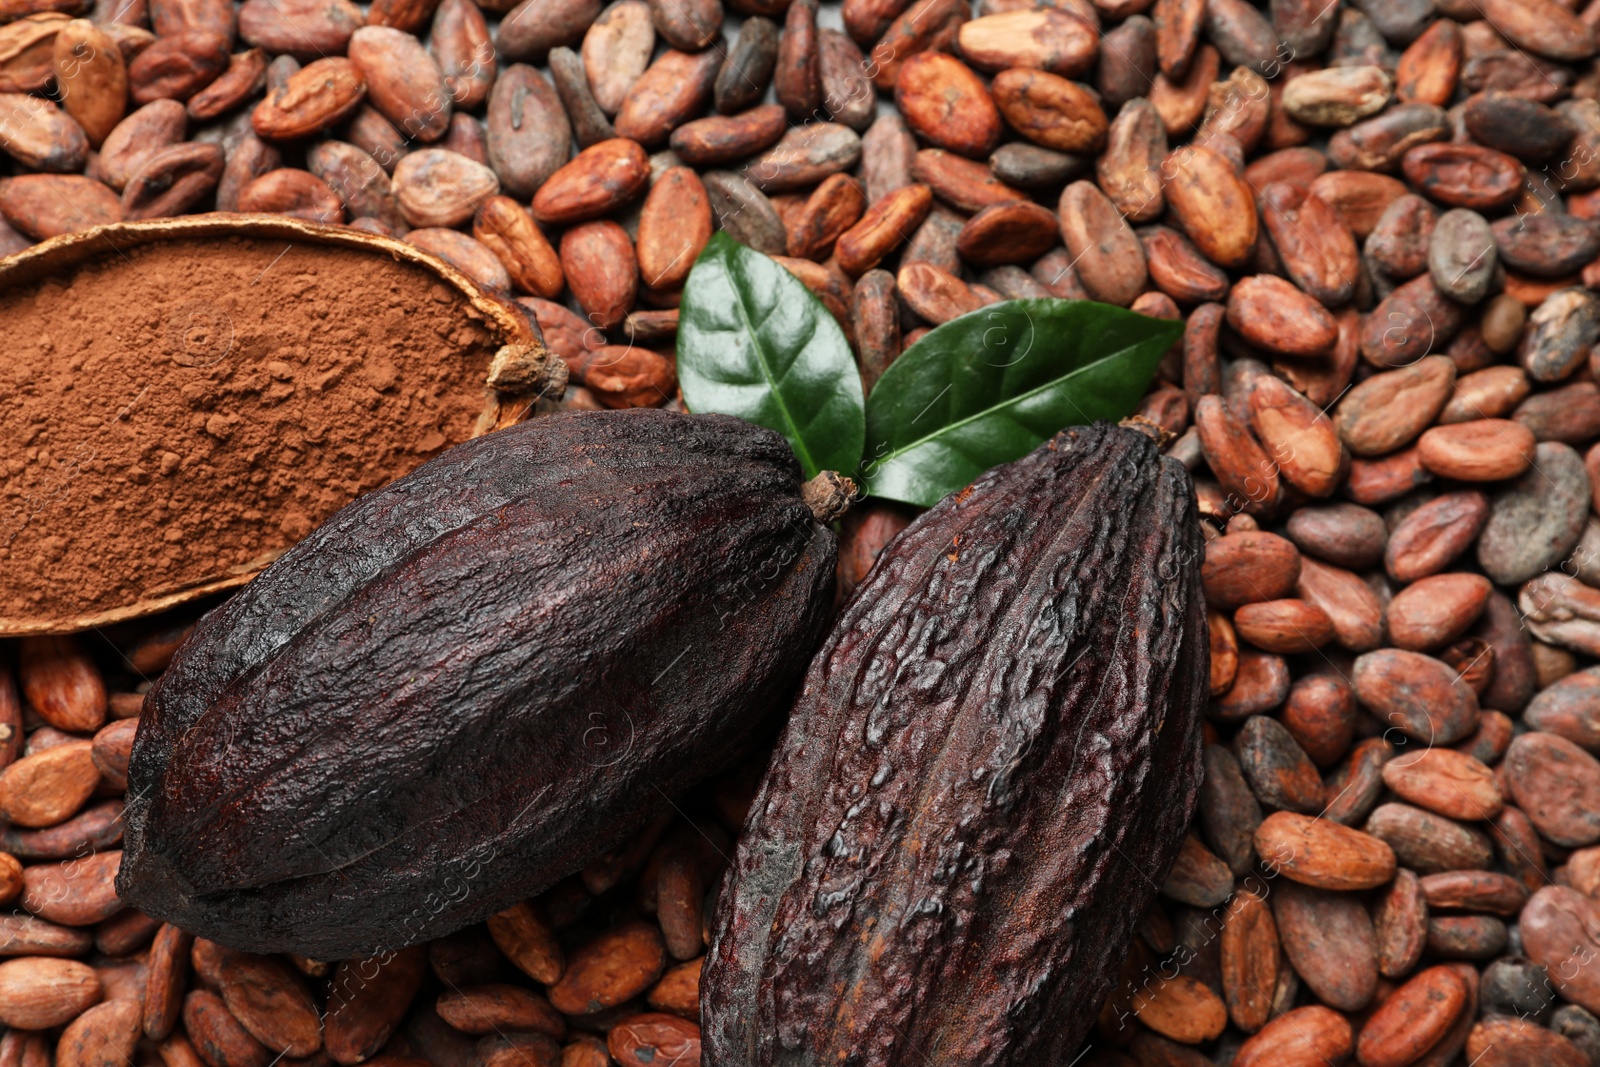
top-left (0, 214), bottom-right (552, 637)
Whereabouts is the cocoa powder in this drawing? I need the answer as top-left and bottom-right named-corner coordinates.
top-left (0, 235), bottom-right (500, 625)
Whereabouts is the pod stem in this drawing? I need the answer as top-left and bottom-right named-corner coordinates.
top-left (1118, 415), bottom-right (1177, 450)
top-left (802, 472), bottom-right (859, 524)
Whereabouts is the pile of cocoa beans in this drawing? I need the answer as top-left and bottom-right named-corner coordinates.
top-left (12, 0), bottom-right (1600, 1057)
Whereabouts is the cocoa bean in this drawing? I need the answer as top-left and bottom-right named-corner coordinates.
top-left (1365, 802), bottom-right (1494, 872)
top-left (1271, 879), bottom-right (1379, 1011)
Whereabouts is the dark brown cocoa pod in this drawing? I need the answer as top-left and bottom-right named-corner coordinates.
top-left (704, 422), bottom-right (1207, 1066)
top-left (120, 411), bottom-right (844, 958)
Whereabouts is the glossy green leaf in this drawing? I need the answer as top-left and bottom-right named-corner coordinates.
top-left (676, 233), bottom-right (865, 480)
top-left (862, 298), bottom-right (1183, 507)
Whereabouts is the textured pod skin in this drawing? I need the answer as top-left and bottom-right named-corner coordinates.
top-left (703, 423), bottom-right (1207, 1067)
top-left (119, 409), bottom-right (837, 959)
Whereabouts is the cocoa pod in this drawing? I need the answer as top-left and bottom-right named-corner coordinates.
top-left (119, 411), bottom-right (844, 958)
top-left (704, 423), bottom-right (1206, 1067)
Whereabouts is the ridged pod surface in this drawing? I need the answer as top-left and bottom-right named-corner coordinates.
top-left (119, 409), bottom-right (839, 958)
top-left (703, 422), bottom-right (1208, 1067)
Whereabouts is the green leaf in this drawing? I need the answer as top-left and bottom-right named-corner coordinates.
top-left (862, 299), bottom-right (1183, 507)
top-left (676, 232), bottom-right (865, 480)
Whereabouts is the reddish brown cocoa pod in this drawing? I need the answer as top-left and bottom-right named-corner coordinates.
top-left (704, 425), bottom-right (1205, 1066)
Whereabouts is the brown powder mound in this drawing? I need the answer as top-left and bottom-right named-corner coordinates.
top-left (0, 235), bottom-right (503, 629)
